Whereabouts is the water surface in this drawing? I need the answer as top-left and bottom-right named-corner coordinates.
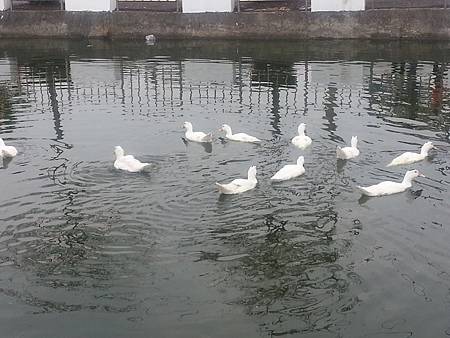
top-left (0, 40), bottom-right (449, 337)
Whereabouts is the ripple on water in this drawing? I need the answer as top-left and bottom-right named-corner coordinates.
top-left (0, 43), bottom-right (449, 337)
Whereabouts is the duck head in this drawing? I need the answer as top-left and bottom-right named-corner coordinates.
top-left (183, 122), bottom-right (193, 132)
top-left (351, 136), bottom-right (358, 148)
top-left (220, 124), bottom-right (232, 136)
top-left (403, 169), bottom-right (425, 184)
top-left (297, 123), bottom-right (306, 136)
top-left (296, 156), bottom-right (305, 166)
top-left (247, 165), bottom-right (257, 181)
top-left (420, 141), bottom-right (434, 155)
top-left (114, 146), bottom-right (125, 159)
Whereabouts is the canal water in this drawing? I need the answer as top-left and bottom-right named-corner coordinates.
top-left (0, 40), bottom-right (449, 337)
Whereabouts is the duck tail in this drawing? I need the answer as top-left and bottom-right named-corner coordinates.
top-left (356, 185), bottom-right (371, 196)
top-left (336, 146), bottom-right (346, 159)
top-left (202, 133), bottom-right (213, 143)
top-left (215, 182), bottom-right (228, 194)
top-left (141, 163), bottom-right (152, 172)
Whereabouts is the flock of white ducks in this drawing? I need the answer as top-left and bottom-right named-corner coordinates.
top-left (116, 121), bottom-right (431, 197)
top-left (1, 123), bottom-right (433, 198)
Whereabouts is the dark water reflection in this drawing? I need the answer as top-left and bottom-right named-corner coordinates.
top-left (0, 40), bottom-right (449, 337)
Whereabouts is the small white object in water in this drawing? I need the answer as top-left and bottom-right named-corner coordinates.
top-left (336, 136), bottom-right (360, 160)
top-left (219, 124), bottom-right (261, 143)
top-left (183, 122), bottom-right (213, 143)
top-left (387, 141), bottom-right (434, 167)
top-left (291, 123), bottom-right (312, 149)
top-left (216, 166), bottom-right (257, 194)
top-left (114, 146), bottom-right (150, 173)
top-left (0, 138), bottom-right (18, 158)
top-left (271, 156), bottom-right (305, 181)
top-left (145, 35), bottom-right (156, 42)
top-left (357, 169), bottom-right (424, 197)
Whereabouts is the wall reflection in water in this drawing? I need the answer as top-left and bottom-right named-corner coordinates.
top-left (0, 40), bottom-right (449, 337)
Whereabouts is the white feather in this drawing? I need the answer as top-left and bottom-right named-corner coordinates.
top-left (336, 136), bottom-right (360, 160)
top-left (0, 138), bottom-right (18, 158)
top-left (220, 124), bottom-right (261, 143)
top-left (216, 166), bottom-right (257, 194)
top-left (357, 169), bottom-right (424, 197)
top-left (183, 122), bottom-right (213, 143)
top-left (271, 156), bottom-right (305, 181)
top-left (114, 146), bottom-right (150, 173)
top-left (387, 141), bottom-right (434, 167)
top-left (291, 123), bottom-right (312, 149)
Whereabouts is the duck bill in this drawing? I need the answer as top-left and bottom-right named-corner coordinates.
top-left (419, 173), bottom-right (425, 178)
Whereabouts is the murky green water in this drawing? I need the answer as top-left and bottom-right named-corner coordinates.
top-left (0, 40), bottom-right (449, 337)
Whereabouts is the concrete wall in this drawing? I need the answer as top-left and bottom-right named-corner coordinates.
top-left (311, 0), bottom-right (365, 12)
top-left (65, 0), bottom-right (117, 12)
top-left (183, 0), bottom-right (235, 13)
top-left (0, 9), bottom-right (448, 40)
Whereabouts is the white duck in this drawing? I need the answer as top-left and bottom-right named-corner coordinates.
top-left (220, 124), bottom-right (261, 143)
top-left (336, 136), bottom-right (360, 160)
top-left (114, 146), bottom-right (150, 173)
top-left (357, 169), bottom-right (424, 197)
top-left (387, 141), bottom-right (434, 167)
top-left (0, 138), bottom-right (18, 158)
top-left (183, 122), bottom-right (213, 143)
top-left (271, 156), bottom-right (305, 181)
top-left (216, 166), bottom-right (257, 194)
top-left (291, 123), bottom-right (312, 149)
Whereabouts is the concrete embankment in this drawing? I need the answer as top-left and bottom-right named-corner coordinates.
top-left (0, 9), bottom-right (448, 40)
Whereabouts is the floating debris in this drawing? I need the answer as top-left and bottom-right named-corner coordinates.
top-left (145, 34), bottom-right (156, 45)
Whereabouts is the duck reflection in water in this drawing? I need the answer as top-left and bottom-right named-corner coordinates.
top-left (336, 158), bottom-right (348, 173)
top-left (358, 194), bottom-right (371, 205)
top-left (0, 155), bottom-right (13, 169)
top-left (182, 137), bottom-right (212, 153)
